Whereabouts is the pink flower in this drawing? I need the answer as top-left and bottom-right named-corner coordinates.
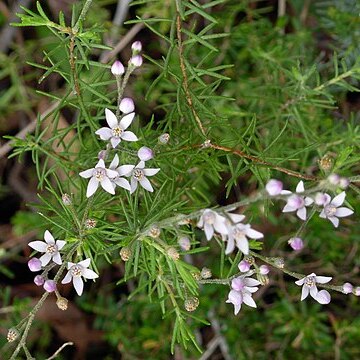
top-left (265, 179), bottom-right (283, 196)
top-left (131, 41), bottom-right (142, 52)
top-left (259, 265), bottom-right (269, 275)
top-left (108, 154), bottom-right (133, 192)
top-left (126, 161), bottom-right (160, 194)
top-left (28, 258), bottom-right (42, 272)
top-left (342, 282), bottom-right (353, 294)
top-left (288, 237), bottom-right (303, 251)
top-left (130, 55), bottom-right (143, 67)
top-left (34, 275), bottom-right (45, 286)
top-left (197, 209), bottom-right (228, 241)
top-left (295, 273), bottom-right (332, 304)
top-left (238, 260), bottom-right (251, 272)
top-left (44, 280), bottom-right (56, 293)
top-left (111, 60), bottom-right (125, 76)
top-left (119, 98), bottom-right (135, 114)
top-left (138, 146), bottom-right (154, 161)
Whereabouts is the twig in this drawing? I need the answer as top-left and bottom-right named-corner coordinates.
top-left (46, 342), bottom-right (74, 360)
top-left (73, 0), bottom-right (93, 34)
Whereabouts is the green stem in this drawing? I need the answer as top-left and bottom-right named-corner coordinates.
top-left (73, 0), bottom-right (93, 33)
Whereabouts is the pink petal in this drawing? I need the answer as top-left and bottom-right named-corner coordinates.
top-left (225, 238), bottom-right (235, 255)
top-left (95, 159), bottom-right (105, 169)
top-left (227, 213), bottom-right (245, 223)
top-left (296, 207), bottom-right (307, 221)
top-left (86, 177), bottom-right (99, 197)
top-left (243, 293), bottom-right (257, 308)
top-left (309, 286), bottom-right (318, 300)
top-left (95, 127), bottom-right (112, 140)
top-left (214, 217), bottom-right (228, 235)
top-left (105, 108), bottom-right (118, 128)
top-left (136, 161), bottom-right (145, 169)
top-left (319, 209), bottom-right (326, 218)
top-left (245, 228), bottom-right (263, 239)
top-left (28, 241), bottom-right (47, 252)
top-left (73, 276), bottom-right (84, 296)
top-left (295, 278), bottom-right (305, 286)
top-left (335, 207), bottom-right (353, 218)
top-left (106, 169), bottom-right (119, 178)
top-left (235, 236), bottom-right (249, 255)
top-left (283, 204), bottom-right (296, 213)
top-left (119, 112), bottom-right (135, 130)
top-left (331, 191), bottom-right (346, 207)
top-left (56, 240), bottom-right (66, 250)
top-left (304, 197), bottom-right (314, 206)
top-left (244, 278), bottom-right (261, 287)
top-left (121, 131), bottom-right (138, 142)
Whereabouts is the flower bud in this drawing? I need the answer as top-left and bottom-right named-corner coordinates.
top-left (119, 97), bottom-right (135, 114)
top-left (7, 328), bottom-right (18, 342)
top-left (257, 274), bottom-right (269, 286)
top-left (355, 287), bottom-right (360, 296)
top-left (238, 260), bottom-right (251, 272)
top-left (274, 257), bottom-right (285, 268)
top-left (28, 258), bottom-right (42, 272)
top-left (130, 55), bottom-right (143, 67)
top-left (43, 280), bottom-right (56, 293)
top-left (259, 265), bottom-right (270, 275)
top-left (265, 179), bottom-right (283, 196)
top-left (148, 225), bottom-right (160, 238)
top-left (184, 297), bottom-right (199, 312)
top-left (200, 267), bottom-right (212, 279)
top-left (111, 60), bottom-right (125, 75)
top-left (62, 193), bottom-right (72, 206)
top-left (167, 247), bottom-right (179, 261)
top-left (98, 150), bottom-right (107, 160)
top-left (314, 193), bottom-right (328, 206)
top-left (158, 133), bottom-right (170, 144)
top-left (191, 272), bottom-right (202, 281)
top-left (56, 296), bottom-right (68, 311)
top-left (138, 146), bottom-right (154, 161)
top-left (120, 247), bottom-right (132, 261)
top-left (178, 236), bottom-right (191, 251)
top-left (288, 237), bottom-right (303, 251)
top-left (342, 282), bottom-right (353, 294)
top-left (34, 275), bottom-right (45, 286)
top-left (339, 177), bottom-right (350, 189)
top-left (131, 41), bottom-right (142, 53)
top-left (319, 155), bottom-right (333, 172)
top-left (328, 173), bottom-right (340, 186)
top-left (85, 219), bottom-right (97, 229)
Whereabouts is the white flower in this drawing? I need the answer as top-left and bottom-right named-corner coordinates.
top-left (319, 191), bottom-right (353, 228)
top-left (126, 161), bottom-right (160, 194)
top-left (95, 108), bottom-right (138, 148)
top-left (61, 258), bottom-right (99, 296)
top-left (109, 154), bottom-right (133, 191)
top-left (197, 209), bottom-right (228, 241)
top-left (282, 181), bottom-right (314, 220)
top-left (225, 222), bottom-right (263, 255)
top-left (79, 159), bottom-right (118, 197)
top-left (266, 179), bottom-right (283, 196)
top-left (295, 273), bottom-right (332, 304)
top-left (226, 275), bottom-right (260, 315)
top-left (28, 230), bottom-right (66, 266)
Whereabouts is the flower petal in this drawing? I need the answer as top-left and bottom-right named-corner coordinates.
top-left (95, 127), bottom-right (112, 140)
top-left (111, 137), bottom-right (121, 148)
top-left (300, 285), bottom-right (309, 300)
top-left (304, 197), bottom-right (314, 206)
top-left (214, 217), bottom-right (228, 235)
top-left (319, 209), bottom-right (326, 218)
top-left (44, 230), bottom-right (55, 244)
top-left (79, 168), bottom-right (94, 179)
top-left (121, 131), bottom-right (138, 142)
top-left (331, 191), bottom-right (346, 207)
top-left (328, 216), bottom-right (339, 228)
top-left (310, 285), bottom-right (318, 300)
top-left (28, 241), bottom-right (47, 252)
top-left (109, 154), bottom-right (119, 169)
top-left (296, 181), bottom-right (305, 193)
top-left (297, 207), bottom-right (307, 221)
top-left (100, 177), bottom-right (115, 195)
top-left (225, 238), bottom-right (235, 255)
top-left (244, 278), bottom-right (261, 287)
top-left (73, 276), bottom-right (84, 296)
top-left (335, 207), bottom-right (353, 218)
top-left (245, 228), bottom-right (263, 239)
top-left (117, 165), bottom-right (134, 176)
top-left (295, 278), bottom-right (305, 286)
top-left (106, 169), bottom-right (119, 178)
top-left (95, 159), bottom-right (105, 169)
top-left (316, 290), bottom-right (331, 304)
top-left (78, 258), bottom-right (91, 268)
top-left (119, 112), bottom-right (135, 130)
top-left (39, 253), bottom-right (52, 266)
top-left (130, 177), bottom-right (138, 194)
top-left (143, 168), bottom-right (160, 177)
top-left (235, 236), bottom-right (249, 255)
top-left (61, 271), bottom-right (72, 284)
top-left (56, 240), bottom-right (66, 250)
top-left (139, 177), bottom-right (154, 192)
top-left (105, 108), bottom-right (118, 128)
top-left (86, 177), bottom-right (99, 197)
top-left (83, 268), bottom-right (99, 279)
top-left (227, 213), bottom-right (245, 223)
top-left (52, 252), bottom-right (62, 265)
top-left (283, 204), bottom-right (296, 213)
top-left (243, 293), bottom-right (257, 308)
top-left (315, 276), bottom-right (332, 284)
top-left (204, 223), bottom-right (214, 240)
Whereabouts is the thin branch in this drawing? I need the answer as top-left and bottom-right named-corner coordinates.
top-left (46, 342), bottom-right (74, 360)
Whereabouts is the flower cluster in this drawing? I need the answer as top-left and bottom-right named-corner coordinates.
top-left (28, 230), bottom-right (98, 296)
top-left (80, 42), bottom-right (160, 198)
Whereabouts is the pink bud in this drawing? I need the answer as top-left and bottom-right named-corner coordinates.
top-left (138, 146), bottom-right (153, 161)
top-left (98, 150), bottom-right (107, 160)
top-left (355, 287), bottom-right (360, 296)
top-left (178, 236), bottom-right (191, 251)
top-left (111, 60), bottom-right (125, 76)
top-left (238, 260), bottom-right (251, 272)
top-left (328, 173), bottom-right (340, 186)
top-left (315, 193), bottom-right (328, 206)
top-left (259, 265), bottom-right (269, 275)
top-left (339, 177), bottom-right (350, 189)
top-left (288, 237), bottom-right (303, 251)
top-left (130, 55), bottom-right (143, 67)
top-left (287, 195), bottom-right (305, 210)
top-left (342, 282), bottom-right (353, 294)
top-left (131, 41), bottom-right (142, 52)
top-left (119, 97), bottom-right (135, 114)
top-left (265, 179), bottom-right (283, 196)
top-left (44, 280), bottom-right (56, 293)
top-left (28, 258), bottom-right (42, 272)
top-left (34, 275), bottom-right (45, 286)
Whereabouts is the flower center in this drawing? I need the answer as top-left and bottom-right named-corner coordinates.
top-left (112, 126), bottom-right (123, 137)
top-left (133, 168), bottom-right (144, 181)
top-left (93, 168), bottom-right (106, 181)
top-left (203, 212), bottom-right (216, 225)
top-left (70, 265), bottom-right (83, 277)
top-left (324, 205), bottom-right (337, 217)
top-left (304, 276), bottom-right (316, 288)
top-left (233, 227), bottom-right (246, 240)
top-left (46, 244), bottom-right (58, 255)
top-left (288, 195), bottom-right (305, 209)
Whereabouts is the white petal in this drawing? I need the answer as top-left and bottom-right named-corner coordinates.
top-left (109, 154), bottom-right (119, 169)
top-left (111, 137), bottom-right (121, 148)
top-left (245, 228), bottom-right (263, 239)
top-left (331, 191), bottom-right (346, 207)
top-left (61, 271), bottom-right (72, 284)
top-left (335, 207), bottom-right (353, 218)
top-left (105, 108), bottom-right (118, 128)
top-left (328, 216), bottom-right (339, 228)
top-left (310, 285), bottom-right (318, 300)
top-left (295, 278), bottom-right (305, 286)
top-left (52, 252), bottom-right (62, 265)
top-left (119, 112), bottom-right (135, 130)
top-left (130, 177), bottom-right (138, 194)
top-left (304, 197), bottom-right (314, 206)
top-left (319, 209), bottom-right (326, 218)
top-left (136, 161), bottom-right (145, 169)
top-left (225, 238), bottom-right (235, 254)
top-left (95, 127), bottom-right (112, 140)
top-left (245, 286), bottom-right (259, 293)
top-left (315, 290), bottom-right (331, 304)
top-left (236, 236), bottom-right (249, 255)
top-left (243, 293), bottom-right (257, 308)
top-left (67, 262), bottom-right (75, 269)
top-left (101, 177), bottom-right (115, 194)
top-left (139, 177), bottom-right (154, 192)
top-left (95, 159), bottom-right (105, 168)
top-left (44, 230), bottom-right (55, 244)
top-left (86, 177), bottom-right (99, 197)
top-left (83, 268), bottom-right (99, 279)
top-left (56, 240), bottom-right (66, 250)
top-left (227, 213), bottom-right (245, 223)
top-left (315, 276), bottom-right (332, 284)
top-left (121, 131), bottom-right (138, 142)
top-left (283, 204), bottom-right (296, 213)
top-left (296, 207), bottom-right (307, 221)
top-left (79, 168), bottom-right (94, 179)
top-left (78, 258), bottom-right (91, 268)
top-left (117, 165), bottom-right (135, 176)
top-left (300, 285), bottom-right (309, 300)
top-left (280, 190), bottom-right (292, 195)
top-left (39, 253), bottom-right (52, 266)
top-left (296, 181), bottom-right (305, 193)
top-left (28, 241), bottom-right (47, 252)
top-left (143, 168), bottom-right (160, 177)
top-left (106, 169), bottom-right (119, 178)
top-left (214, 217), bottom-right (228, 235)
top-left (204, 223), bottom-right (214, 240)
top-left (244, 278), bottom-right (261, 287)
top-left (73, 276), bottom-right (84, 296)
top-left (114, 177), bottom-right (131, 191)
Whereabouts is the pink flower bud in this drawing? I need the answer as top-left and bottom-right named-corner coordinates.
top-left (98, 150), bottom-right (107, 160)
top-left (138, 146), bottom-right (153, 161)
top-left (130, 55), bottom-right (143, 67)
top-left (265, 179), bottom-right (283, 196)
top-left (259, 265), bottom-right (270, 275)
top-left (315, 193), bottom-right (328, 206)
top-left (238, 260), bottom-right (251, 272)
top-left (28, 258), bottom-right (42, 272)
top-left (288, 237), bottom-right (303, 251)
top-left (178, 236), bottom-right (191, 251)
top-left (119, 97), bottom-right (135, 114)
top-left (43, 280), bottom-right (56, 293)
top-left (355, 287), bottom-right (360, 296)
top-left (131, 41), bottom-right (142, 53)
top-left (339, 177), bottom-right (350, 189)
top-left (342, 282), bottom-right (353, 294)
top-left (111, 60), bottom-right (125, 76)
top-left (328, 173), bottom-right (340, 186)
top-left (34, 275), bottom-right (45, 286)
